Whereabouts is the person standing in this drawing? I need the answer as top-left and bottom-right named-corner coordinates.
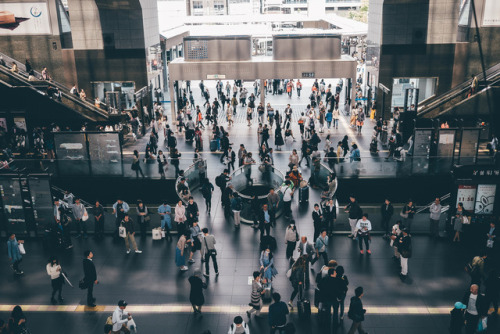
top-left (380, 198), bottom-right (394, 238)
top-left (112, 300), bottom-right (132, 334)
top-left (93, 200), bottom-right (105, 239)
top-left (188, 221), bottom-right (202, 263)
top-left (449, 301), bottom-right (466, 334)
top-left (355, 214), bottom-right (372, 255)
top-left (312, 204), bottom-right (324, 241)
top-left (397, 228), bottom-right (412, 281)
top-left (267, 188), bottom-right (280, 226)
top-left (429, 197), bottom-right (441, 238)
top-left (401, 200), bottom-right (416, 232)
top-left (186, 196), bottom-right (200, 226)
top-left (73, 198), bottom-right (88, 239)
top-left (176, 233), bottom-right (190, 271)
top-left (228, 316), bottom-right (250, 334)
top-left (174, 200), bottom-right (187, 236)
top-left (247, 271), bottom-right (265, 319)
top-left (201, 228), bottom-right (218, 277)
top-left (8, 306), bottom-right (27, 334)
top-left (131, 150), bottom-right (145, 178)
top-left (46, 256), bottom-right (64, 304)
top-left (285, 222), bottom-right (299, 262)
top-left (113, 199), bottom-right (129, 238)
top-left (279, 180), bottom-right (294, 219)
top-left (347, 287), bottom-right (367, 334)
top-left (136, 201), bottom-right (149, 237)
top-left (297, 236), bottom-right (314, 288)
top-left (485, 269), bottom-right (500, 313)
top-left (312, 230), bottom-right (329, 266)
top-left (201, 179), bottom-right (214, 215)
top-left (82, 250), bottom-right (98, 307)
top-left (345, 195), bottom-right (363, 239)
top-left (120, 215), bottom-right (142, 254)
top-left (462, 284), bottom-right (487, 334)
top-left (231, 193), bottom-right (243, 228)
top-left (323, 198), bottom-right (337, 237)
top-left (269, 292), bottom-right (289, 334)
top-left (336, 266), bottom-right (349, 321)
top-left (189, 271), bottom-right (207, 314)
top-left (318, 268), bottom-right (342, 328)
top-left (158, 201), bottom-right (172, 238)
top-left (7, 233), bottom-right (23, 275)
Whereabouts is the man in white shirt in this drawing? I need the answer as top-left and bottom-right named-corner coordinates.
top-left (355, 214), bottom-right (372, 255)
top-left (53, 199), bottom-right (61, 223)
top-left (462, 284), bottom-right (486, 334)
top-left (112, 300), bottom-right (131, 333)
top-left (297, 236), bottom-right (314, 287)
top-left (279, 180), bottom-right (294, 219)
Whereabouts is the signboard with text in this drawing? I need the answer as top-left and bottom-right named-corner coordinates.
top-left (0, 2), bottom-right (51, 35)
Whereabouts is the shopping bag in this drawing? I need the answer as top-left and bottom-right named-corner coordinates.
top-left (119, 226), bottom-right (127, 238)
top-left (18, 243), bottom-right (26, 255)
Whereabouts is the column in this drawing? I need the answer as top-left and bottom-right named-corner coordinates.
top-left (260, 79), bottom-right (265, 107)
top-left (169, 79), bottom-right (176, 127)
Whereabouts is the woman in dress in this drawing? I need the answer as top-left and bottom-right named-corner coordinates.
top-left (188, 271), bottom-right (207, 314)
top-left (259, 247), bottom-right (278, 283)
top-left (174, 200), bottom-right (187, 236)
top-left (274, 123), bottom-right (284, 151)
top-left (46, 256), bottom-right (64, 304)
top-left (175, 233), bottom-right (190, 271)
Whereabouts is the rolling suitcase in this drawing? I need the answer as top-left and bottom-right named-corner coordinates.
top-left (297, 298), bottom-right (311, 320)
top-left (262, 282), bottom-right (273, 303)
top-left (299, 185), bottom-right (309, 203)
top-left (210, 140), bottom-right (218, 152)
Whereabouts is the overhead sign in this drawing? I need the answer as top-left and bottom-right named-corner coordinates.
top-left (207, 74), bottom-right (226, 80)
top-left (302, 72), bottom-right (315, 78)
top-left (0, 2), bottom-right (51, 35)
top-left (483, 0), bottom-right (500, 26)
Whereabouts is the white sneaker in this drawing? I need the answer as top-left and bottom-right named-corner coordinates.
top-left (126, 249), bottom-right (131, 254)
top-left (181, 266), bottom-right (188, 271)
top-left (135, 250), bottom-right (142, 254)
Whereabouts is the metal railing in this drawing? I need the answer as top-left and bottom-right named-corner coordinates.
top-left (175, 159), bottom-right (207, 204)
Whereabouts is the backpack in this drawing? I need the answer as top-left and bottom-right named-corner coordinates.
top-left (215, 174), bottom-right (224, 188)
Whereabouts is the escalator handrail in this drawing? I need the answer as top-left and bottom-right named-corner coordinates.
top-left (0, 65), bottom-right (109, 120)
top-left (0, 51), bottom-right (110, 117)
top-left (417, 63), bottom-right (500, 117)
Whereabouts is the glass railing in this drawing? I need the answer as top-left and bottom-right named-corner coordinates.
top-left (176, 159), bottom-right (207, 204)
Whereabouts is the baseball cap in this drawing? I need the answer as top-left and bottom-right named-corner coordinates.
top-left (454, 302), bottom-right (466, 309)
top-left (118, 300), bottom-right (128, 307)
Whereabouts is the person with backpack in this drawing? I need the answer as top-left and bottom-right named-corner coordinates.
top-left (228, 315), bottom-right (250, 334)
top-left (347, 287), bottom-right (367, 334)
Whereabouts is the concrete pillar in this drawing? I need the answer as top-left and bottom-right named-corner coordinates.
top-left (169, 79), bottom-right (176, 126)
top-left (260, 79), bottom-right (265, 107)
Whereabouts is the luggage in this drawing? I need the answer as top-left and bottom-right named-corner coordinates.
top-left (185, 129), bottom-right (194, 141)
top-left (299, 185), bottom-right (309, 203)
top-left (297, 299), bottom-right (311, 320)
top-left (152, 228), bottom-right (162, 240)
top-left (260, 235), bottom-right (277, 251)
top-left (262, 282), bottom-right (273, 303)
top-left (210, 140), bottom-right (218, 152)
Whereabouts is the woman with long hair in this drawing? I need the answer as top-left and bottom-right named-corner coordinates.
top-left (46, 256), bottom-right (64, 304)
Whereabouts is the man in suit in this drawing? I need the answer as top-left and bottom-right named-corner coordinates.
top-left (297, 236), bottom-right (314, 287)
top-left (462, 284), bottom-right (487, 334)
top-left (312, 203), bottom-right (324, 241)
top-left (83, 250), bottom-right (98, 307)
top-left (259, 204), bottom-right (272, 236)
top-left (380, 198), bottom-right (394, 238)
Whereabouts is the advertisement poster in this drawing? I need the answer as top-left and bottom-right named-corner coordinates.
top-left (483, 0), bottom-right (500, 26)
top-left (0, 2), bottom-right (51, 35)
top-left (475, 184), bottom-right (496, 215)
top-left (456, 185), bottom-right (477, 212)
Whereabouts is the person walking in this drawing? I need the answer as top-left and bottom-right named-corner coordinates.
top-left (279, 180), bottom-right (294, 219)
top-left (429, 197), bottom-right (441, 238)
top-left (46, 256), bottom-right (64, 304)
top-left (297, 236), bottom-right (314, 287)
top-left (312, 203), bottom-right (324, 241)
top-left (73, 198), bottom-right (88, 239)
top-left (8, 306), bottom-right (27, 334)
top-left (136, 201), bottom-right (149, 237)
top-left (112, 199), bottom-right (130, 239)
top-left (380, 198), bottom-right (394, 238)
top-left (312, 230), bottom-right (329, 266)
top-left (318, 268), bottom-right (343, 327)
top-left (231, 193), bottom-right (243, 227)
top-left (267, 188), bottom-right (280, 226)
top-left (285, 222), bottom-right (299, 262)
top-left (347, 287), bottom-right (367, 334)
top-left (259, 204), bottom-right (272, 237)
top-left (119, 214), bottom-right (142, 254)
top-left (400, 200), bottom-right (416, 232)
top-left (228, 316), bottom-right (250, 334)
top-left (131, 150), bottom-right (145, 178)
top-left (186, 196), bottom-right (200, 226)
top-left (189, 271), bottom-right (207, 314)
top-left (462, 284), bottom-right (487, 334)
top-left (7, 233), bottom-right (24, 275)
top-left (449, 301), bottom-right (466, 334)
top-left (345, 195), bottom-right (363, 239)
top-left (355, 214), bottom-right (372, 255)
top-left (158, 201), bottom-right (172, 238)
top-left (201, 179), bottom-right (214, 215)
top-left (288, 256), bottom-right (306, 310)
top-left (397, 228), bottom-right (412, 281)
top-left (485, 269), bottom-right (500, 313)
top-left (112, 300), bottom-right (132, 334)
top-left (82, 250), bottom-right (98, 307)
top-left (201, 228), bottom-right (218, 277)
top-left (247, 271), bottom-right (265, 319)
top-left (93, 200), bottom-right (105, 239)
top-left (323, 198), bottom-right (337, 237)
top-left (269, 292), bottom-right (289, 334)
top-left (188, 221), bottom-right (202, 263)
top-left (336, 266), bottom-right (349, 321)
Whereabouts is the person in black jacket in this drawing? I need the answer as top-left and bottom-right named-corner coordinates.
top-left (312, 203), bottom-right (324, 241)
top-left (485, 269), bottom-right (500, 313)
top-left (345, 195), bottom-right (362, 239)
top-left (83, 250), bottom-right (98, 307)
top-left (347, 287), bottom-right (367, 334)
top-left (397, 228), bottom-right (412, 281)
top-left (186, 196), bottom-right (199, 226)
top-left (380, 198), bottom-right (394, 238)
top-left (268, 292), bottom-right (289, 333)
top-left (449, 301), bottom-right (466, 334)
top-left (318, 268), bottom-right (344, 328)
top-left (462, 284), bottom-right (487, 334)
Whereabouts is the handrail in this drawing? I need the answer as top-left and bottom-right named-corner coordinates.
top-left (415, 193), bottom-right (451, 214)
top-left (229, 164), bottom-right (285, 200)
top-left (51, 185), bottom-right (93, 208)
top-left (0, 53), bottom-right (110, 119)
top-left (417, 62), bottom-right (500, 117)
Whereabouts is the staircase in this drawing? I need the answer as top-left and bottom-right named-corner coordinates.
top-left (417, 63), bottom-right (500, 119)
top-left (0, 52), bottom-right (113, 122)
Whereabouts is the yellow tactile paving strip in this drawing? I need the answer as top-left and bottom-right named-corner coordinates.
top-left (1, 304), bottom-right (499, 315)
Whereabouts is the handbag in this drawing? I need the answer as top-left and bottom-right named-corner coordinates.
top-left (286, 268), bottom-right (292, 279)
top-left (204, 236), bottom-right (217, 256)
top-left (400, 208), bottom-right (408, 219)
top-left (82, 209), bottom-right (89, 222)
top-left (144, 215), bottom-right (151, 223)
top-left (78, 279), bottom-right (87, 290)
top-left (486, 239), bottom-right (494, 248)
top-left (119, 225), bottom-right (127, 238)
top-left (18, 243), bottom-right (26, 255)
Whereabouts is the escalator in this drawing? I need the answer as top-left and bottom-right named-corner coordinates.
top-left (417, 63), bottom-right (500, 119)
top-left (0, 52), bottom-right (112, 123)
